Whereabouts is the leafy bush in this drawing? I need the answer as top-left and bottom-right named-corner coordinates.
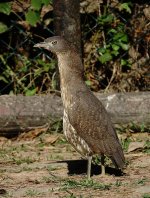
top-left (0, 1), bottom-right (149, 94)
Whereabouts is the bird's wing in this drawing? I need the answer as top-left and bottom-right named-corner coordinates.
top-left (67, 89), bottom-right (125, 168)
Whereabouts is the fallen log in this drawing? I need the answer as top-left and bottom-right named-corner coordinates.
top-left (0, 92), bottom-right (149, 137)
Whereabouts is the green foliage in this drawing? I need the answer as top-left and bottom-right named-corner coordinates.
top-left (0, 2), bottom-right (11, 34)
top-left (25, 0), bottom-right (51, 26)
top-left (0, 22), bottom-right (8, 34)
top-left (49, 119), bottom-right (63, 134)
top-left (128, 123), bottom-right (150, 133)
top-left (121, 138), bottom-right (131, 152)
top-left (31, 0), bottom-right (43, 11)
top-left (137, 178), bottom-right (147, 186)
top-left (116, 123), bottom-right (150, 141)
top-left (0, 0), bottom-right (52, 31)
top-left (98, 52), bottom-right (112, 64)
top-left (25, 10), bottom-right (40, 26)
top-left (25, 88), bottom-right (37, 96)
top-left (98, 24), bottom-right (129, 64)
top-left (85, 80), bottom-right (91, 86)
top-left (96, 3), bottom-right (132, 68)
top-left (119, 3), bottom-right (132, 14)
top-left (42, 0), bottom-right (50, 6)
top-left (144, 140), bottom-right (150, 154)
top-left (25, 0), bottom-right (52, 26)
top-left (143, 194), bottom-right (150, 198)
top-left (62, 179), bottom-right (110, 190)
top-left (97, 14), bottom-right (114, 25)
top-left (115, 180), bottom-right (122, 187)
top-left (121, 59), bottom-right (131, 68)
top-left (0, 52), bottom-right (56, 95)
top-left (12, 156), bottom-right (35, 165)
top-left (31, 0), bottom-right (50, 10)
top-left (0, 0), bottom-right (148, 94)
top-left (0, 2), bottom-right (11, 15)
top-left (25, 189), bottom-right (43, 197)
top-left (37, 59), bottom-right (56, 72)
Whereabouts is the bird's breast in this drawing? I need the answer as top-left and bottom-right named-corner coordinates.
top-left (63, 110), bottom-right (92, 157)
top-left (60, 77), bottom-right (77, 111)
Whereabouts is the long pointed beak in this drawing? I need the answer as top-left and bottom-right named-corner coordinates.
top-left (34, 42), bottom-right (47, 48)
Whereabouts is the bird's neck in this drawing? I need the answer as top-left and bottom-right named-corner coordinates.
top-left (57, 51), bottom-right (83, 73)
top-left (57, 51), bottom-right (85, 109)
top-left (57, 51), bottom-right (84, 85)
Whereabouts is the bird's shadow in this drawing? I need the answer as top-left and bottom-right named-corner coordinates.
top-left (57, 159), bottom-right (124, 177)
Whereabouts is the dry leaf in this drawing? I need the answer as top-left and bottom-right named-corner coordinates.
top-left (42, 134), bottom-right (59, 144)
top-left (128, 141), bottom-right (145, 153)
top-left (17, 124), bottom-right (49, 140)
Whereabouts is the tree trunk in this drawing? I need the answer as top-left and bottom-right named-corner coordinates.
top-left (0, 92), bottom-right (149, 137)
top-left (53, 0), bottom-right (81, 54)
top-left (53, 0), bottom-right (81, 89)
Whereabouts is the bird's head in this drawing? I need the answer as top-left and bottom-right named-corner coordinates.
top-left (34, 36), bottom-right (72, 54)
top-left (34, 36), bottom-right (83, 74)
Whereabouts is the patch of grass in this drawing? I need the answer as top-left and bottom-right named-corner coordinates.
top-left (0, 144), bottom-right (29, 160)
top-left (18, 144), bottom-right (29, 152)
top-left (117, 123), bottom-right (150, 134)
top-left (131, 123), bottom-right (150, 133)
top-left (2, 191), bottom-right (13, 198)
top-left (9, 145), bottom-right (28, 153)
top-left (0, 148), bottom-right (11, 159)
top-left (36, 142), bottom-right (45, 150)
top-left (0, 168), bottom-right (7, 173)
top-left (21, 166), bottom-right (33, 171)
top-left (25, 189), bottom-right (44, 197)
top-left (42, 176), bottom-right (52, 183)
top-left (48, 119), bottom-right (63, 134)
top-left (65, 194), bottom-right (79, 198)
top-left (121, 138), bottom-right (131, 152)
top-left (143, 140), bottom-right (150, 154)
top-left (43, 172), bottom-right (62, 184)
top-left (115, 180), bottom-right (122, 187)
top-left (47, 165), bottom-right (58, 172)
top-left (65, 144), bottom-right (74, 152)
top-left (137, 178), bottom-right (147, 186)
top-left (64, 190), bottom-right (83, 198)
top-left (61, 179), bottom-right (111, 191)
top-left (143, 193), bottom-right (150, 198)
top-left (47, 154), bottom-right (64, 160)
top-left (12, 156), bottom-right (36, 165)
top-left (56, 136), bottom-right (68, 145)
top-left (92, 155), bottom-right (101, 165)
top-left (92, 155), bottom-right (111, 166)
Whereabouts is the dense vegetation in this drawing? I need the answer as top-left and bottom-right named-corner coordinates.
top-left (0, 0), bottom-right (149, 95)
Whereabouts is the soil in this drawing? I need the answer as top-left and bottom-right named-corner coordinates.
top-left (0, 132), bottom-right (150, 198)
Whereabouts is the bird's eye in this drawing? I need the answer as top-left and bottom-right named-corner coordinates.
top-left (51, 40), bottom-right (57, 45)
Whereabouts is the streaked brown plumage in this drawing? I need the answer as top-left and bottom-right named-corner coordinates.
top-left (34, 36), bottom-right (125, 179)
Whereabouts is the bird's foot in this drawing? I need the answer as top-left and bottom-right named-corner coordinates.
top-left (101, 164), bottom-right (105, 176)
top-left (87, 156), bottom-right (92, 180)
top-left (101, 155), bottom-right (105, 176)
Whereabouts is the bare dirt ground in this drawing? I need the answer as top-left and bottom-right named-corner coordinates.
top-left (0, 131), bottom-right (150, 198)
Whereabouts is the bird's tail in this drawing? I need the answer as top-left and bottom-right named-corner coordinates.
top-left (110, 147), bottom-right (125, 169)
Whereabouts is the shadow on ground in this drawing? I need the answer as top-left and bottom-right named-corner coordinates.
top-left (57, 159), bottom-right (124, 176)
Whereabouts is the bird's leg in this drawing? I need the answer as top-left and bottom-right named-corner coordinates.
top-left (101, 155), bottom-right (105, 175)
top-left (87, 156), bottom-right (92, 180)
